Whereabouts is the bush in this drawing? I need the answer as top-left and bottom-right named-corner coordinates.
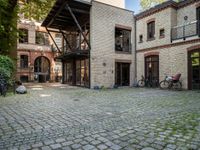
top-left (0, 55), bottom-right (15, 84)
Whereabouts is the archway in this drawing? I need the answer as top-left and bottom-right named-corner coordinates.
top-left (34, 56), bottom-right (50, 82)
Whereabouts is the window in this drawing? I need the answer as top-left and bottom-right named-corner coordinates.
top-left (19, 29), bottom-right (28, 43)
top-left (139, 35), bottom-right (143, 43)
top-left (36, 31), bottom-right (50, 45)
top-left (160, 28), bottom-right (165, 38)
top-left (20, 55), bottom-right (28, 68)
top-left (54, 33), bottom-right (62, 48)
top-left (115, 28), bottom-right (131, 52)
top-left (147, 21), bottom-right (155, 40)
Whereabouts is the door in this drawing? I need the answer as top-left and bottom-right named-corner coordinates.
top-left (188, 50), bottom-right (200, 90)
top-left (75, 59), bottom-right (89, 87)
top-left (34, 56), bottom-right (50, 82)
top-left (145, 55), bottom-right (159, 86)
top-left (115, 62), bottom-right (130, 86)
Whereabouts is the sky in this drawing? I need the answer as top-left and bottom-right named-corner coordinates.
top-left (125, 0), bottom-right (141, 14)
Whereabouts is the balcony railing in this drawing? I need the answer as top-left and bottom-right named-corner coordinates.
top-left (171, 20), bottom-right (199, 41)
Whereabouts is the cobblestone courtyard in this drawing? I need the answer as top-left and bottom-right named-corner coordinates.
top-left (0, 84), bottom-right (200, 150)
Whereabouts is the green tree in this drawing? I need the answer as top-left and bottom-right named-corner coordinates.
top-left (140, 0), bottom-right (181, 10)
top-left (0, 0), bottom-right (55, 55)
top-left (0, 0), bottom-right (18, 54)
top-left (20, 0), bottom-right (55, 21)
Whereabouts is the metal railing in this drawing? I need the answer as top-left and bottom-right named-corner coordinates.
top-left (171, 20), bottom-right (199, 41)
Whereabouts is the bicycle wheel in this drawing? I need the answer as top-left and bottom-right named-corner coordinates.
top-left (173, 81), bottom-right (182, 90)
top-left (159, 80), bottom-right (169, 89)
top-left (138, 80), bottom-right (145, 87)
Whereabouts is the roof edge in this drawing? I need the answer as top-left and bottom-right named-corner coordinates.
top-left (135, 0), bottom-right (197, 20)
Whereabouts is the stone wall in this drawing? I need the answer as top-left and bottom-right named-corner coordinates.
top-left (90, 1), bottom-right (135, 88)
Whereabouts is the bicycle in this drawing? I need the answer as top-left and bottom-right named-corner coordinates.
top-left (159, 73), bottom-right (182, 90)
top-left (137, 75), bottom-right (158, 88)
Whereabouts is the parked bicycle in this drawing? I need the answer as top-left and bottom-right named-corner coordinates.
top-left (137, 75), bottom-right (158, 88)
top-left (159, 73), bottom-right (182, 90)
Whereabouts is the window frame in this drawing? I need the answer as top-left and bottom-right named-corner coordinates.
top-left (20, 55), bottom-right (28, 69)
top-left (159, 28), bottom-right (165, 38)
top-left (19, 28), bottom-right (28, 43)
top-left (35, 31), bottom-right (50, 45)
top-left (115, 27), bottom-right (131, 53)
top-left (147, 21), bottom-right (155, 40)
top-left (139, 34), bottom-right (143, 43)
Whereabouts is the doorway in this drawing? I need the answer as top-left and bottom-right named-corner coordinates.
top-left (115, 62), bottom-right (130, 86)
top-left (145, 55), bottom-right (159, 86)
top-left (34, 56), bottom-right (50, 82)
top-left (188, 50), bottom-right (200, 90)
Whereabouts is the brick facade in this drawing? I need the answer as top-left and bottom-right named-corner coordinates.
top-left (136, 0), bottom-right (200, 89)
top-left (90, 1), bottom-right (135, 88)
top-left (17, 20), bottom-right (61, 82)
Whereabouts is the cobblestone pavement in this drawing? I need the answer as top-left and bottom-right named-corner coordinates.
top-left (0, 83), bottom-right (200, 150)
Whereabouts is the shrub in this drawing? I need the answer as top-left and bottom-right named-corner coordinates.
top-left (0, 55), bottom-right (15, 84)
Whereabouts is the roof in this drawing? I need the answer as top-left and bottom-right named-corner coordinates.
top-left (135, 0), bottom-right (198, 20)
top-left (42, 0), bottom-right (91, 30)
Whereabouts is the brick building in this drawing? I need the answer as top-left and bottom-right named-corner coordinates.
top-left (136, 0), bottom-right (200, 90)
top-left (41, 0), bottom-right (200, 90)
top-left (17, 20), bottom-right (62, 82)
top-left (42, 0), bottom-right (135, 88)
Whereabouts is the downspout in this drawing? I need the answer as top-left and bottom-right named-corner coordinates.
top-left (134, 14), bottom-right (137, 84)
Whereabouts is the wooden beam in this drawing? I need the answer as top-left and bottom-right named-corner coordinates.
top-left (66, 4), bottom-right (91, 49)
top-left (47, 1), bottom-right (69, 27)
top-left (46, 27), bottom-right (62, 54)
top-left (59, 29), bottom-right (72, 51)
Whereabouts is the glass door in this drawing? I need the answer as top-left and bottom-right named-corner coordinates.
top-left (75, 59), bottom-right (89, 87)
top-left (189, 51), bottom-right (200, 90)
top-left (145, 55), bottom-right (159, 87)
top-left (115, 62), bottom-right (130, 86)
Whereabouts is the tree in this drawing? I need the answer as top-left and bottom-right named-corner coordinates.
top-left (20, 0), bottom-right (55, 21)
top-left (0, 0), bottom-right (18, 54)
top-left (0, 0), bottom-right (55, 55)
top-left (140, 0), bottom-right (181, 10)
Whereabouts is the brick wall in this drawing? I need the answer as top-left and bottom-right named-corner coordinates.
top-left (16, 21), bottom-right (61, 82)
top-left (90, 1), bottom-right (135, 88)
top-left (136, 42), bottom-right (200, 89)
top-left (136, 8), bottom-right (175, 50)
top-left (136, 1), bottom-right (200, 89)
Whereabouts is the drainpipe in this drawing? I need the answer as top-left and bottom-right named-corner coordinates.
top-left (134, 14), bottom-right (137, 84)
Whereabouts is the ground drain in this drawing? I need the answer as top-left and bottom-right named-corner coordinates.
top-left (73, 99), bottom-right (80, 102)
